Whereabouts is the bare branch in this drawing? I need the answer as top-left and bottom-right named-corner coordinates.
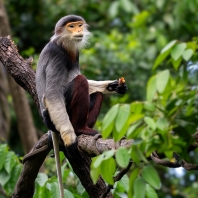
top-left (173, 152), bottom-right (198, 170)
top-left (0, 36), bottom-right (39, 110)
top-left (151, 151), bottom-right (198, 171)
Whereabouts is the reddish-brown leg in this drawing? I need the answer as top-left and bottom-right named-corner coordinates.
top-left (67, 75), bottom-right (98, 136)
top-left (87, 92), bottom-right (103, 128)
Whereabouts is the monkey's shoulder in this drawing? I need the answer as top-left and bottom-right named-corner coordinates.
top-left (41, 41), bottom-right (65, 57)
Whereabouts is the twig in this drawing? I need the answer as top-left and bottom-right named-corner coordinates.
top-left (100, 161), bottom-right (133, 198)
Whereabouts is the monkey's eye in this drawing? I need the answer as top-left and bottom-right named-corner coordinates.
top-left (79, 24), bottom-right (83, 27)
top-left (69, 25), bottom-right (74, 28)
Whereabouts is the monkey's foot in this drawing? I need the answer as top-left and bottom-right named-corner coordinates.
top-left (76, 127), bottom-right (98, 136)
top-left (65, 138), bottom-right (78, 158)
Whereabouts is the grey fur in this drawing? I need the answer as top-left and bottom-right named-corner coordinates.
top-left (54, 15), bottom-right (85, 31)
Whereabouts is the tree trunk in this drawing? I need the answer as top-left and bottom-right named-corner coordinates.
top-left (0, 0), bottom-right (38, 154)
top-left (0, 0), bottom-right (11, 141)
top-left (0, 63), bottom-right (10, 140)
top-left (8, 76), bottom-right (39, 152)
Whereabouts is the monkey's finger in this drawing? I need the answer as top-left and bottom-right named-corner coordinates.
top-left (115, 85), bottom-right (128, 94)
top-left (107, 80), bottom-right (119, 91)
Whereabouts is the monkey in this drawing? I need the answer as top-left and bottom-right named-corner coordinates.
top-left (36, 15), bottom-right (127, 198)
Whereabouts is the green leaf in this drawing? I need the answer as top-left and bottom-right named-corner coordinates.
top-left (64, 189), bottom-right (75, 198)
top-left (130, 146), bottom-right (148, 164)
top-left (92, 154), bottom-right (104, 168)
top-left (128, 167), bottom-right (140, 197)
top-left (133, 177), bottom-right (146, 198)
top-left (171, 57), bottom-right (182, 70)
top-left (0, 169), bottom-right (10, 187)
top-left (182, 49), bottom-right (194, 61)
top-left (146, 75), bottom-right (157, 101)
top-left (119, 174), bottom-right (130, 192)
top-left (153, 49), bottom-right (170, 70)
top-left (131, 102), bottom-right (143, 114)
top-left (115, 147), bottom-right (130, 168)
top-left (103, 150), bottom-right (115, 160)
top-left (51, 182), bottom-right (61, 198)
top-left (143, 102), bottom-right (155, 111)
top-left (153, 40), bottom-right (177, 70)
top-left (186, 41), bottom-right (197, 51)
top-left (156, 117), bottom-right (169, 131)
top-left (144, 117), bottom-right (156, 131)
top-left (120, 0), bottom-right (133, 13)
top-left (127, 121), bottom-right (142, 138)
top-left (5, 164), bottom-right (22, 194)
top-left (142, 166), bottom-right (161, 189)
top-left (130, 146), bottom-right (141, 163)
top-left (36, 173), bottom-right (48, 187)
top-left (115, 104), bottom-right (130, 132)
top-left (102, 122), bottom-right (114, 139)
top-left (92, 150), bottom-right (115, 169)
top-left (128, 114), bottom-right (144, 124)
top-left (161, 40), bottom-right (177, 54)
top-left (90, 167), bottom-right (101, 184)
top-left (156, 70), bottom-right (170, 94)
top-left (59, 152), bottom-right (65, 162)
top-left (113, 122), bottom-right (129, 141)
top-left (109, 1), bottom-right (119, 17)
top-left (171, 43), bottom-right (186, 61)
top-left (4, 151), bottom-right (15, 174)
top-left (0, 144), bottom-right (8, 171)
top-left (145, 184), bottom-right (158, 198)
top-left (101, 157), bottom-right (116, 184)
top-left (102, 104), bottom-right (119, 138)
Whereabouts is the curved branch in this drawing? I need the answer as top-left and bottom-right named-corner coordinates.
top-left (0, 36), bottom-right (39, 110)
top-left (151, 151), bottom-right (198, 170)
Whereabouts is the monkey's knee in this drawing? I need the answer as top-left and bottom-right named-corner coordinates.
top-left (73, 75), bottom-right (88, 89)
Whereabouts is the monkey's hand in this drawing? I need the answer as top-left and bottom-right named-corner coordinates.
top-left (107, 78), bottom-right (127, 94)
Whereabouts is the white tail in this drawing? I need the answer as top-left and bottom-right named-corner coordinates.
top-left (51, 131), bottom-right (64, 198)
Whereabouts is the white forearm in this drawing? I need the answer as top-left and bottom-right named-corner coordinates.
top-left (88, 80), bottom-right (115, 94)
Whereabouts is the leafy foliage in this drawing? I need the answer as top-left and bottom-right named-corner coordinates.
top-left (91, 38), bottom-right (198, 197)
top-left (0, 144), bottom-right (22, 197)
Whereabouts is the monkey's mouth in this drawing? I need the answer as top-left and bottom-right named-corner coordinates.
top-left (74, 34), bottom-right (83, 40)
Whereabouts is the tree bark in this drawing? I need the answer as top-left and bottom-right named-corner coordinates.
top-left (0, 62), bottom-right (10, 140)
top-left (0, 0), bottom-right (38, 154)
top-left (0, 0), bottom-right (10, 140)
top-left (8, 76), bottom-right (39, 152)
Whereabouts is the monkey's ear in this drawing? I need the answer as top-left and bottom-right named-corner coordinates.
top-left (55, 26), bottom-right (63, 35)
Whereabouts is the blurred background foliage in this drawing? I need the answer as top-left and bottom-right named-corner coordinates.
top-left (1, 0), bottom-right (198, 197)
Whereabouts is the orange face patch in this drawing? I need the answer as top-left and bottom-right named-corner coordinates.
top-left (66, 21), bottom-right (84, 34)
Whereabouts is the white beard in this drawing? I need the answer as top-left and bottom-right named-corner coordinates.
top-left (50, 27), bottom-right (91, 52)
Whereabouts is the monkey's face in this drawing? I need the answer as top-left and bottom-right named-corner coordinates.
top-left (51, 18), bottom-right (91, 50)
top-left (66, 21), bottom-right (84, 41)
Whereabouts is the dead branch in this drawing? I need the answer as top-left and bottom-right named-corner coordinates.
top-left (151, 151), bottom-right (198, 171)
